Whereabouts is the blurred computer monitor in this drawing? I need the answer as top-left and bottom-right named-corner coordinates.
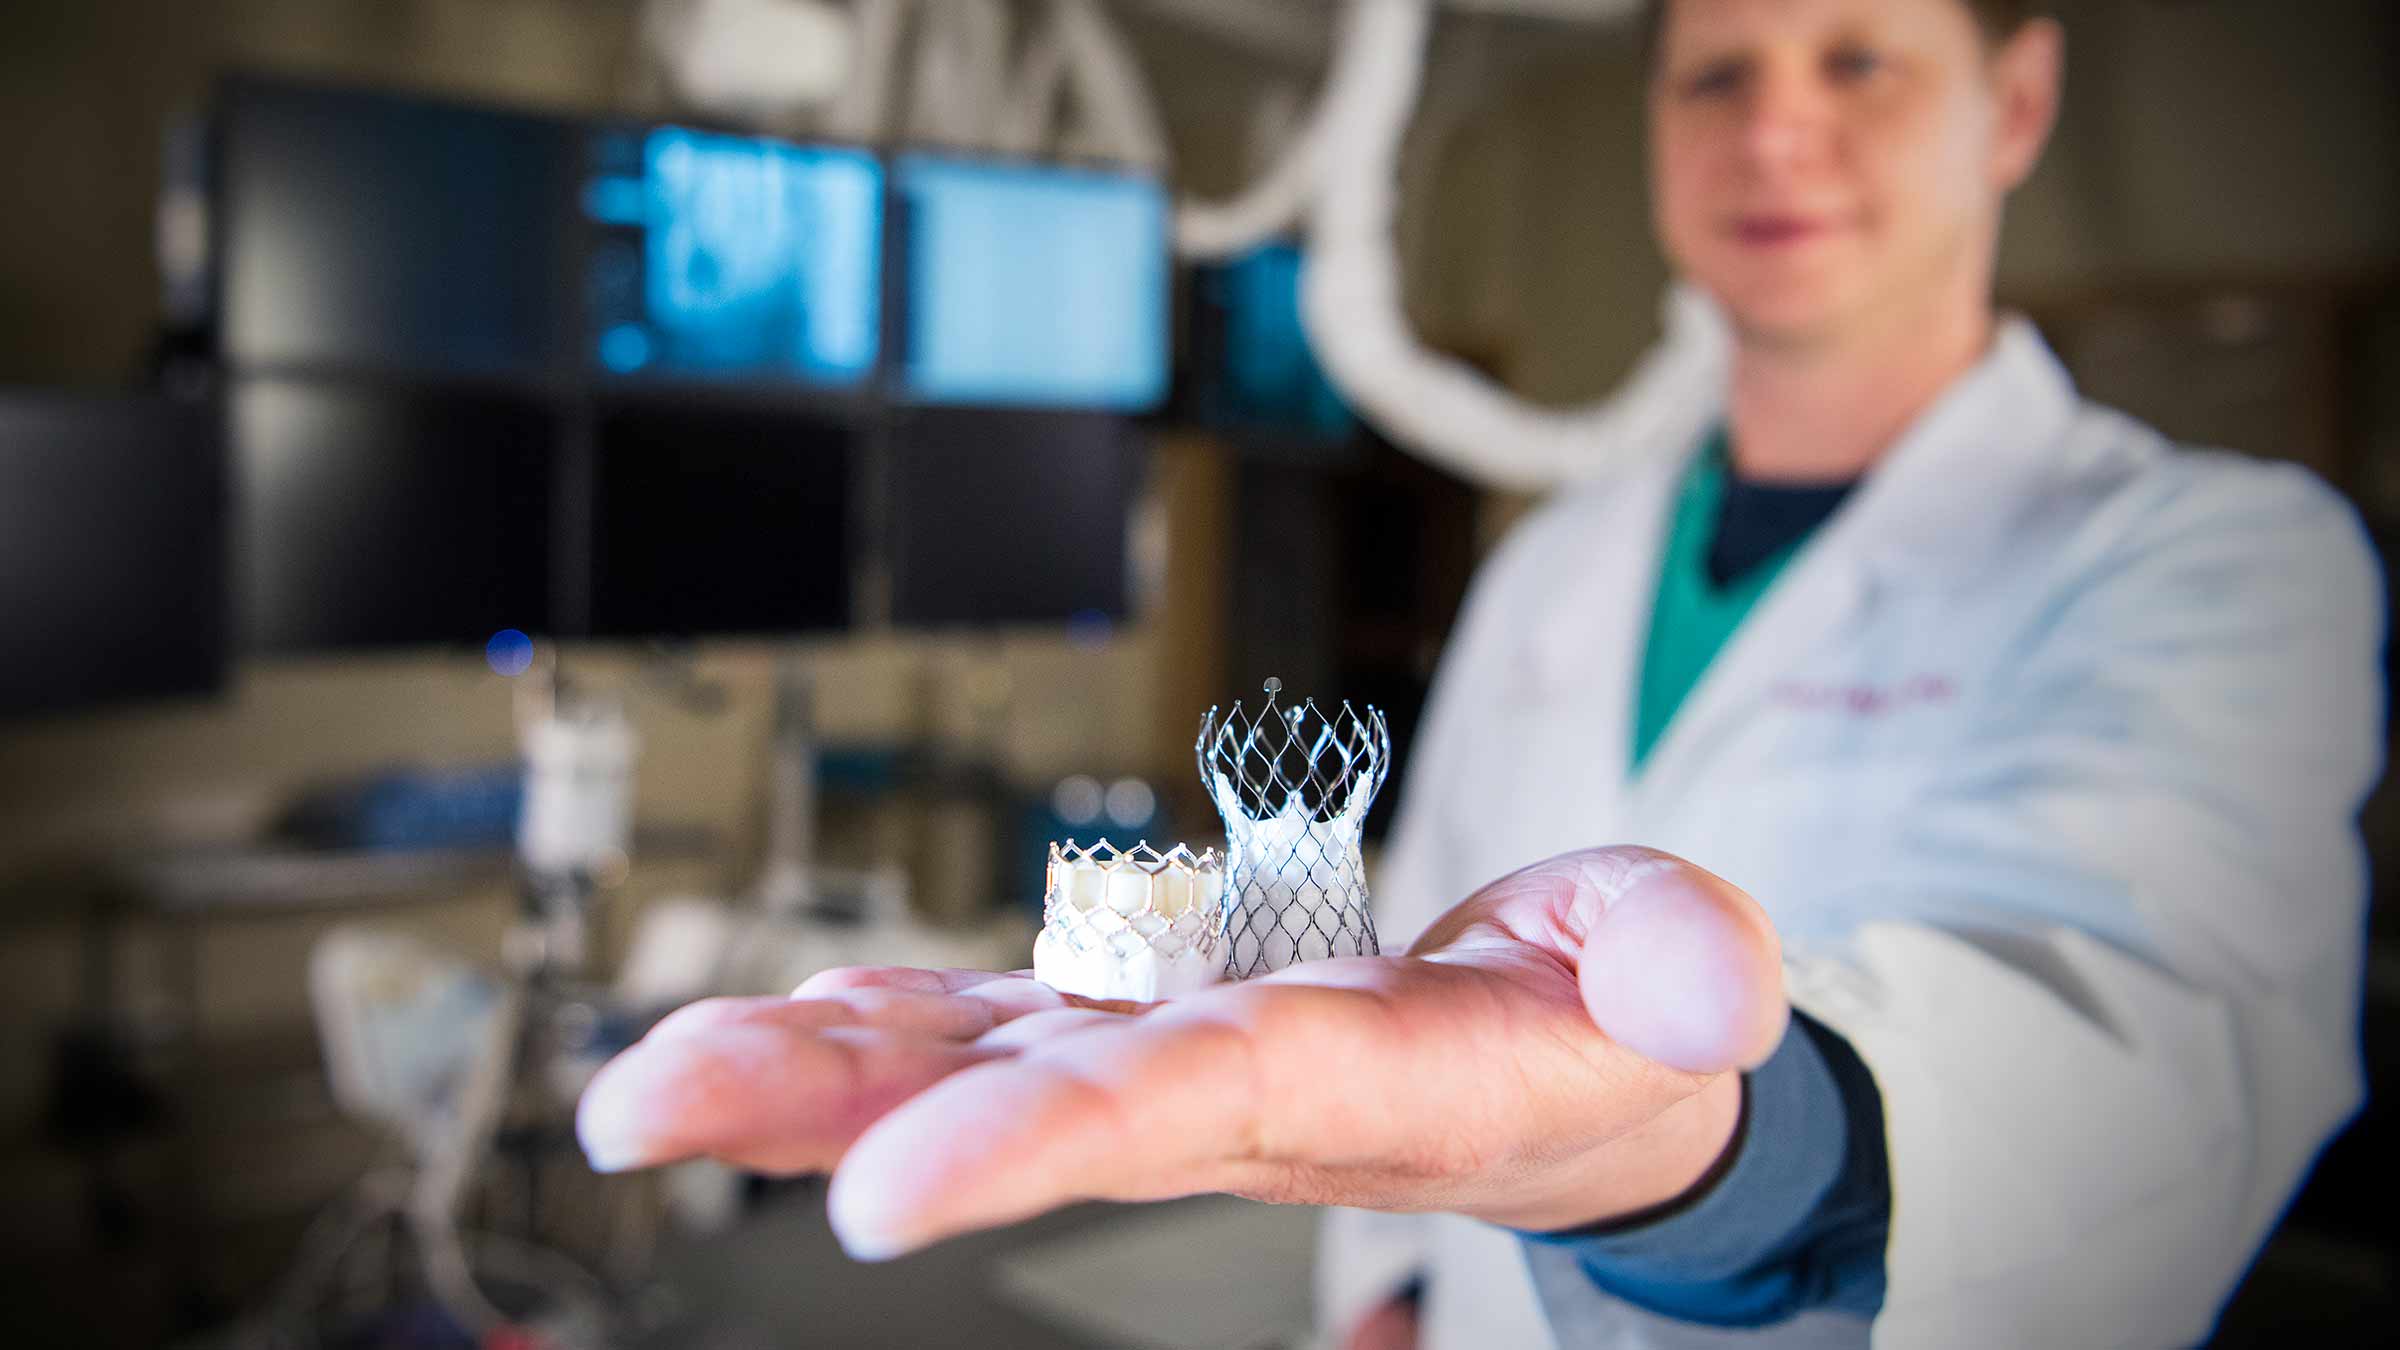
top-left (213, 76), bottom-right (574, 379)
top-left (232, 380), bottom-right (554, 651)
top-left (887, 407), bottom-right (1139, 626)
top-left (581, 125), bottom-right (884, 386)
top-left (586, 401), bottom-right (854, 637)
top-left (895, 154), bottom-right (1170, 412)
top-left (208, 77), bottom-right (1160, 645)
top-left (1189, 242), bottom-right (1358, 451)
top-left (0, 392), bottom-right (227, 718)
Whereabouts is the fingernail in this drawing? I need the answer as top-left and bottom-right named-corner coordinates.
top-left (828, 1178), bottom-right (916, 1261)
top-left (580, 1137), bottom-right (647, 1174)
top-left (833, 1223), bottom-right (911, 1263)
top-left (576, 1094), bottom-right (652, 1174)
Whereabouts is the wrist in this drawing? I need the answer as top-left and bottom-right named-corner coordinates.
top-left (1473, 1071), bottom-right (1745, 1232)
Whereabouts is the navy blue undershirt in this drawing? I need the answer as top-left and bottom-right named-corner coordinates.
top-left (1707, 464), bottom-right (1858, 588)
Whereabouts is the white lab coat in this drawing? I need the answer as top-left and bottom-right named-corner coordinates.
top-left (1317, 320), bottom-right (2384, 1348)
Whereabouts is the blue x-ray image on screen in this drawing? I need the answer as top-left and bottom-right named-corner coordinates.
top-left (584, 127), bottom-right (881, 384)
top-left (896, 155), bottom-right (1170, 411)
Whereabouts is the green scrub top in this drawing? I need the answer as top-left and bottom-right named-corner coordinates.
top-left (1630, 433), bottom-right (1822, 773)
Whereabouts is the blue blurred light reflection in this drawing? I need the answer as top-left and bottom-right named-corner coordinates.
top-left (1215, 243), bottom-right (1354, 441)
top-left (486, 628), bottom-right (536, 677)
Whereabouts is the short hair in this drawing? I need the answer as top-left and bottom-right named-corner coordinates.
top-left (1640, 0), bottom-right (2051, 62)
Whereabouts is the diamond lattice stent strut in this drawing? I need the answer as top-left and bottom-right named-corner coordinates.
top-left (1197, 678), bottom-right (1391, 978)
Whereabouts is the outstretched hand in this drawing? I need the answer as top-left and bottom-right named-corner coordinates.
top-left (574, 846), bottom-right (1786, 1259)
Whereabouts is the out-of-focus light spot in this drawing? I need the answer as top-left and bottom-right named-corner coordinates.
top-left (582, 176), bottom-right (647, 225)
top-left (2201, 294), bottom-right (2271, 346)
top-left (1104, 777), bottom-right (1155, 829)
top-left (487, 628), bottom-right (535, 677)
top-left (1052, 774), bottom-right (1104, 826)
top-left (600, 323), bottom-right (653, 372)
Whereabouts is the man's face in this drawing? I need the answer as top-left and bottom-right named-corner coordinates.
top-left (1647, 0), bottom-right (2052, 346)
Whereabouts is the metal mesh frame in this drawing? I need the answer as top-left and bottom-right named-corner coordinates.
top-left (1042, 839), bottom-right (1227, 965)
top-left (1196, 685), bottom-right (1390, 977)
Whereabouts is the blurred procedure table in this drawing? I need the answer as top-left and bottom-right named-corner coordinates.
top-left (14, 823), bottom-right (720, 1049)
top-left (1, 825), bottom-right (719, 1327)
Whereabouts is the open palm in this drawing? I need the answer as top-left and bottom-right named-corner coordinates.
top-left (575, 845), bottom-right (1786, 1258)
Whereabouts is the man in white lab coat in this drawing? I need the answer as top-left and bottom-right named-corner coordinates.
top-left (575, 0), bottom-right (2382, 1345)
top-left (1320, 0), bottom-right (2381, 1343)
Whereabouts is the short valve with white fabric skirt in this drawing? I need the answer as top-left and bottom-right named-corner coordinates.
top-left (1197, 678), bottom-right (1390, 978)
top-left (1032, 840), bottom-right (1228, 1002)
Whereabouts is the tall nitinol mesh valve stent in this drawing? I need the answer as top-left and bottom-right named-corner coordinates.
top-left (1198, 679), bottom-right (1391, 978)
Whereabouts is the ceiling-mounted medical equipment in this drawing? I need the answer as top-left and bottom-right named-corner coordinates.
top-left (1181, 0), bottom-right (1729, 492)
top-left (642, 0), bottom-right (858, 119)
top-left (793, 0), bottom-right (1726, 491)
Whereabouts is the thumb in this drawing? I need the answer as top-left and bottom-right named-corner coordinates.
top-left (1559, 847), bottom-right (1788, 1073)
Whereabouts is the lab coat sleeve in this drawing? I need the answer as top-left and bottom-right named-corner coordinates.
top-left (1789, 462), bottom-right (2384, 1348)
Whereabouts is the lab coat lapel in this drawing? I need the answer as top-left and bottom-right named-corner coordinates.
top-left (1630, 535), bottom-right (1872, 815)
top-left (1628, 318), bottom-right (2079, 819)
top-left (1520, 454), bottom-right (1682, 828)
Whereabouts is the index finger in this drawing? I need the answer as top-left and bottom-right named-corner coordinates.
top-left (824, 978), bottom-right (1390, 1258)
top-left (576, 970), bottom-right (1152, 1175)
top-left (797, 964), bottom-right (1154, 1017)
top-left (795, 966), bottom-right (1026, 998)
